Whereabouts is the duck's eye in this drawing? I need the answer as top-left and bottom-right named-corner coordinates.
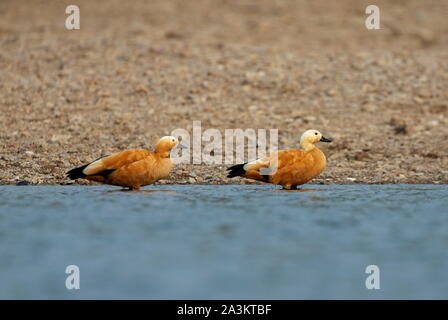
top-left (315, 132), bottom-right (318, 135)
top-left (172, 139), bottom-right (175, 142)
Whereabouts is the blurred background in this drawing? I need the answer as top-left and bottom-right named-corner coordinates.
top-left (0, 0), bottom-right (447, 185)
top-left (2, 0), bottom-right (447, 50)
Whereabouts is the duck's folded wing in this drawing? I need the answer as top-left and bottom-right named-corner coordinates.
top-left (82, 149), bottom-right (152, 176)
top-left (243, 152), bottom-right (279, 172)
top-left (243, 149), bottom-right (308, 172)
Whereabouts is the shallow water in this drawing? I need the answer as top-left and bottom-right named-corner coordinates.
top-left (0, 184), bottom-right (447, 299)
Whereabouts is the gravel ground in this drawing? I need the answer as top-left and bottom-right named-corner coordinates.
top-left (0, 0), bottom-right (447, 185)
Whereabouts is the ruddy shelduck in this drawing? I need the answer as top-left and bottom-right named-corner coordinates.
top-left (67, 136), bottom-right (185, 190)
top-left (227, 129), bottom-right (332, 189)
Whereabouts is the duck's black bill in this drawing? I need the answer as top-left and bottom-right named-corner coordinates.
top-left (320, 137), bottom-right (332, 143)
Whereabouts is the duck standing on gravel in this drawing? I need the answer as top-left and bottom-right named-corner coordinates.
top-left (227, 129), bottom-right (332, 189)
top-left (67, 136), bottom-right (185, 190)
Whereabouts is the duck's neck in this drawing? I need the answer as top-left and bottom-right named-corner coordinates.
top-left (156, 149), bottom-right (171, 158)
top-left (156, 148), bottom-right (170, 158)
top-left (300, 142), bottom-right (316, 151)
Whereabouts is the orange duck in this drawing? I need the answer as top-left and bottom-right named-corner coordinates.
top-left (67, 136), bottom-right (185, 190)
top-left (227, 129), bottom-right (332, 189)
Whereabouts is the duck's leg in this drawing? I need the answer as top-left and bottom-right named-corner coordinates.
top-left (116, 186), bottom-right (137, 192)
top-left (282, 184), bottom-right (300, 190)
top-left (122, 186), bottom-right (136, 191)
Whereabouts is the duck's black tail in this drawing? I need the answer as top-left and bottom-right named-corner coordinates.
top-left (66, 155), bottom-right (108, 180)
top-left (226, 163), bottom-right (247, 178)
top-left (66, 164), bottom-right (89, 180)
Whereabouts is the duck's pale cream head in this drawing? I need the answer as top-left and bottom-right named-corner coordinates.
top-left (155, 136), bottom-right (186, 156)
top-left (300, 129), bottom-right (332, 150)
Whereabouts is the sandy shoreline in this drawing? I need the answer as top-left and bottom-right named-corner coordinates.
top-left (1, 1), bottom-right (447, 186)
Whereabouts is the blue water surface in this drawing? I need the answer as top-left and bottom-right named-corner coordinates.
top-left (0, 184), bottom-right (447, 299)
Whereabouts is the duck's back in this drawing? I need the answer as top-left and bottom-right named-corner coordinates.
top-left (82, 149), bottom-right (152, 177)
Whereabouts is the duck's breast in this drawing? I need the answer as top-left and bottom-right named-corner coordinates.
top-left (310, 147), bottom-right (326, 175)
top-left (151, 158), bottom-right (174, 181)
top-left (130, 157), bottom-right (173, 186)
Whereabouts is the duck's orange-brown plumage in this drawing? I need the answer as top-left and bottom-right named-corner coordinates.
top-left (227, 129), bottom-right (331, 189)
top-left (67, 136), bottom-right (182, 190)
